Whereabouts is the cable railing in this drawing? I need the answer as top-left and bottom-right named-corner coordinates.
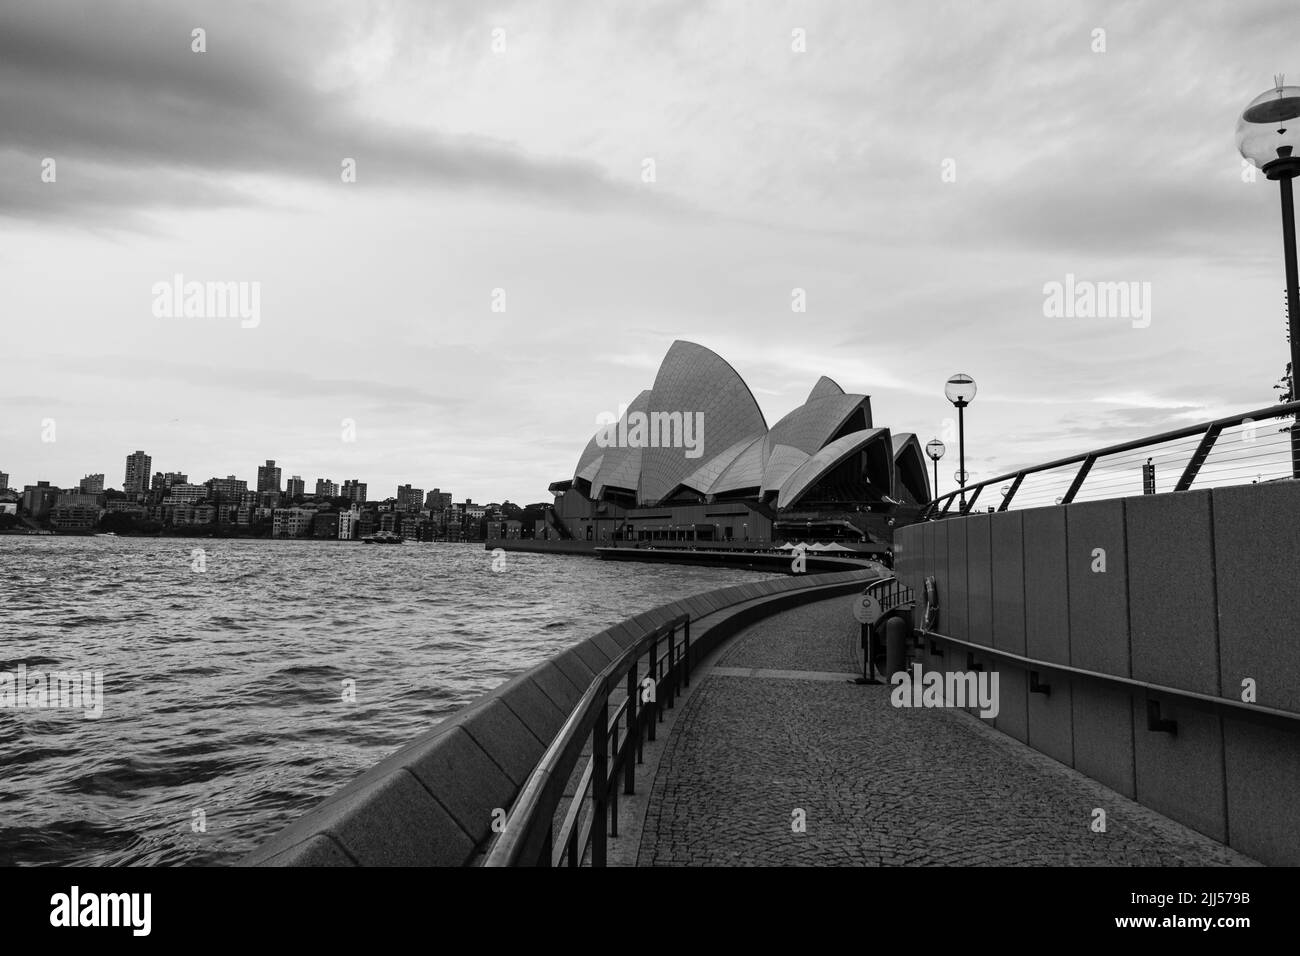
top-left (922, 401), bottom-right (1300, 519)
top-left (484, 614), bottom-right (691, 867)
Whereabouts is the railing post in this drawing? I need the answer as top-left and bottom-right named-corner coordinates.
top-left (627, 661), bottom-right (641, 773)
top-left (1175, 424), bottom-right (1222, 491)
top-left (998, 472), bottom-right (1025, 512)
top-left (1061, 455), bottom-right (1096, 504)
top-left (683, 617), bottom-right (691, 689)
top-left (592, 700), bottom-right (608, 867)
top-left (647, 637), bottom-right (658, 739)
top-left (666, 631), bottom-right (676, 710)
top-left (609, 721), bottom-right (619, 839)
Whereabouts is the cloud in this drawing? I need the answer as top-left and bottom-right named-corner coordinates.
top-left (0, 1), bottom-right (641, 224)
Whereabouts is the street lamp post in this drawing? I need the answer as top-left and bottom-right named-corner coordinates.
top-left (925, 438), bottom-right (946, 505)
top-left (1238, 77), bottom-right (1300, 479)
top-left (945, 373), bottom-right (978, 511)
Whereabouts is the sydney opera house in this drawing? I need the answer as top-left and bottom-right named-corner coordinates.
top-left (543, 341), bottom-right (931, 553)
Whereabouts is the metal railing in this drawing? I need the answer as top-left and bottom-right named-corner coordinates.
top-left (923, 401), bottom-right (1300, 519)
top-left (863, 576), bottom-right (915, 616)
top-left (484, 614), bottom-right (691, 867)
top-left (916, 621), bottom-right (1300, 733)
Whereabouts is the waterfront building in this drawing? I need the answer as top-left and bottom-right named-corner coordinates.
top-left (123, 450), bottom-right (151, 497)
top-left (312, 512), bottom-right (340, 538)
top-left (257, 460), bottom-right (282, 494)
top-left (21, 482), bottom-right (59, 518)
top-left (79, 474), bottom-right (104, 495)
top-left (338, 507), bottom-right (360, 540)
top-left (547, 341), bottom-right (931, 551)
top-left (172, 504), bottom-right (216, 527)
top-left (56, 491), bottom-right (101, 508)
top-left (49, 504), bottom-right (101, 531)
top-left (487, 519), bottom-right (524, 540)
top-left (271, 507), bottom-right (315, 538)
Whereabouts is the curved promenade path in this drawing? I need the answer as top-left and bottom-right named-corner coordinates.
top-left (630, 594), bottom-right (1256, 867)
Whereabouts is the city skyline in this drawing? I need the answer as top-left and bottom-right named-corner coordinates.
top-left (3, 1), bottom-right (1300, 504)
top-left (0, 448), bottom-right (493, 505)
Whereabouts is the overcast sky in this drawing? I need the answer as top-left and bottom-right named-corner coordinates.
top-left (2, 0), bottom-right (1298, 502)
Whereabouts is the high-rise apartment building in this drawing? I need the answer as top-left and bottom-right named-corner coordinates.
top-left (256, 460), bottom-right (282, 494)
top-left (425, 488), bottom-right (452, 510)
top-left (286, 475), bottom-right (305, 498)
top-left (79, 474), bottom-right (105, 495)
top-left (342, 479), bottom-right (367, 504)
top-left (124, 450), bottom-right (151, 497)
top-left (315, 478), bottom-right (339, 498)
top-left (207, 476), bottom-right (248, 499)
top-left (0, 471), bottom-right (9, 492)
top-left (397, 484), bottom-right (424, 509)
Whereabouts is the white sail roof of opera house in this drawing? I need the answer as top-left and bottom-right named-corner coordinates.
top-left (776, 428), bottom-right (890, 509)
top-left (567, 340), bottom-right (928, 508)
top-left (636, 341), bottom-right (767, 505)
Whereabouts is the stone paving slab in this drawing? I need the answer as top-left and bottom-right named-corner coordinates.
top-left (712, 667), bottom-right (860, 682)
top-left (637, 596), bottom-right (1258, 867)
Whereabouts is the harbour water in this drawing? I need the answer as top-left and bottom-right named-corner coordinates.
top-left (0, 537), bottom-right (773, 866)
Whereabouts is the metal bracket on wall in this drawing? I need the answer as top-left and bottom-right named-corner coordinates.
top-left (1146, 698), bottom-right (1177, 735)
top-left (1029, 671), bottom-right (1051, 697)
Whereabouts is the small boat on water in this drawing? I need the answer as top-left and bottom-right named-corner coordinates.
top-left (362, 530), bottom-right (404, 544)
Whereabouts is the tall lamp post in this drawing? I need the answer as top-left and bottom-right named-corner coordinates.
top-left (925, 438), bottom-right (945, 505)
top-left (1238, 76), bottom-right (1300, 479)
top-left (944, 373), bottom-right (978, 511)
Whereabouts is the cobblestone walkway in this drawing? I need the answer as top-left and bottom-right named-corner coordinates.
top-left (636, 596), bottom-right (1256, 866)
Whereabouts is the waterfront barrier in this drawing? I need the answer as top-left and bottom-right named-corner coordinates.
top-left (924, 400), bottom-right (1300, 517)
top-left (896, 480), bottom-right (1300, 866)
top-left (244, 567), bottom-right (872, 866)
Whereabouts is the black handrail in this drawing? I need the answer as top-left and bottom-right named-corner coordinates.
top-left (918, 625), bottom-right (1300, 732)
top-left (923, 400), bottom-right (1300, 519)
top-left (484, 614), bottom-right (691, 867)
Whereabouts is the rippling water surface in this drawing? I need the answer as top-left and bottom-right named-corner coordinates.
top-left (0, 537), bottom-right (773, 866)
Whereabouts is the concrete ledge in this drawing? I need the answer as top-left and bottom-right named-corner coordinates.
top-left (898, 487), bottom-right (1300, 865)
top-left (245, 567), bottom-right (871, 867)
